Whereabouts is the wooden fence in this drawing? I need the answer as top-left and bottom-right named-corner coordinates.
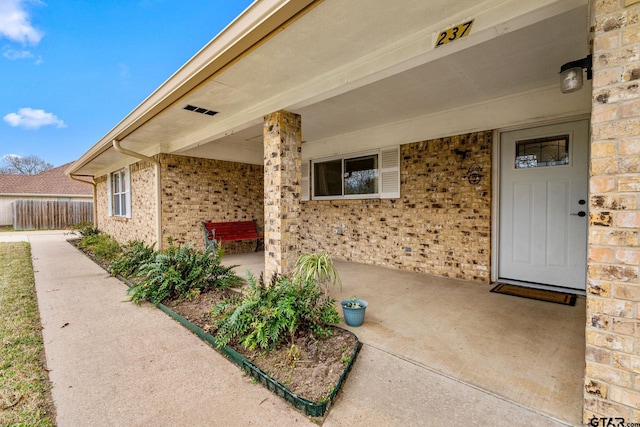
top-left (13, 200), bottom-right (94, 230)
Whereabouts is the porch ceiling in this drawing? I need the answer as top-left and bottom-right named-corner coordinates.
top-left (69, 0), bottom-right (590, 176)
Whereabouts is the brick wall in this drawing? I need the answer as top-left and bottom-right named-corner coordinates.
top-left (160, 154), bottom-right (264, 253)
top-left (95, 161), bottom-right (157, 246)
top-left (300, 131), bottom-right (492, 282)
top-left (585, 0), bottom-right (640, 422)
top-left (96, 131), bottom-right (491, 282)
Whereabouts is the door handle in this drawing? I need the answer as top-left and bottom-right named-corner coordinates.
top-left (570, 211), bottom-right (586, 217)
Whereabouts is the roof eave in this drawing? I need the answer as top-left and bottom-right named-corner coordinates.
top-left (66, 0), bottom-right (318, 176)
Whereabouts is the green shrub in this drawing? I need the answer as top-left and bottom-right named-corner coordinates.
top-left (78, 233), bottom-right (122, 264)
top-left (72, 222), bottom-right (101, 238)
top-left (108, 240), bottom-right (155, 278)
top-left (127, 241), bottom-right (241, 305)
top-left (212, 273), bottom-right (341, 351)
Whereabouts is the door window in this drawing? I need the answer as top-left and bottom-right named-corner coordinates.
top-left (515, 135), bottom-right (569, 169)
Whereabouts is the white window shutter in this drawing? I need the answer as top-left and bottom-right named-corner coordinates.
top-left (301, 160), bottom-right (310, 201)
top-left (124, 166), bottom-right (132, 218)
top-left (380, 146), bottom-right (400, 199)
top-left (107, 172), bottom-right (113, 216)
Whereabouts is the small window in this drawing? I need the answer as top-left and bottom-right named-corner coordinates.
top-left (515, 135), bottom-right (569, 169)
top-left (344, 155), bottom-right (378, 195)
top-left (108, 167), bottom-right (131, 218)
top-left (310, 147), bottom-right (399, 200)
top-left (314, 159), bottom-right (342, 197)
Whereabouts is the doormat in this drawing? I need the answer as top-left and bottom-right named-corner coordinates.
top-left (490, 283), bottom-right (577, 306)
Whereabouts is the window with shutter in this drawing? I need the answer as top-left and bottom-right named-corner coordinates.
top-left (310, 147), bottom-right (400, 200)
top-left (380, 147), bottom-right (400, 199)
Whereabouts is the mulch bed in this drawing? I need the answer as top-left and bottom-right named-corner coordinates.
top-left (164, 289), bottom-right (358, 404)
top-left (69, 238), bottom-right (359, 410)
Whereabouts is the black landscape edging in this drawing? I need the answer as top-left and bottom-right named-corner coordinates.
top-left (157, 301), bottom-right (362, 417)
top-left (70, 240), bottom-right (362, 417)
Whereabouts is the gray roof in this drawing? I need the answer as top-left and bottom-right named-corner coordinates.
top-left (0, 163), bottom-right (93, 196)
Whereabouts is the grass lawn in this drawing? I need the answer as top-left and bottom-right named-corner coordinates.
top-left (0, 242), bottom-right (56, 426)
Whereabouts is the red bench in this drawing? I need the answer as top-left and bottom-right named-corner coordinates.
top-left (201, 220), bottom-right (263, 252)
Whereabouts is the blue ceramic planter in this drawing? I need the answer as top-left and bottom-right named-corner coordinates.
top-left (341, 299), bottom-right (368, 327)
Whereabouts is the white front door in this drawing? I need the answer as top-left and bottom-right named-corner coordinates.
top-left (499, 120), bottom-right (589, 290)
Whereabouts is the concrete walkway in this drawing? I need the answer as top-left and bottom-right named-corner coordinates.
top-left (2, 231), bottom-right (572, 426)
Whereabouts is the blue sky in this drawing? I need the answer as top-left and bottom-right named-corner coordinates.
top-left (0, 0), bottom-right (253, 168)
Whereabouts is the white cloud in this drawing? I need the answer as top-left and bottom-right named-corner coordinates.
top-left (0, 0), bottom-right (43, 45)
top-left (3, 108), bottom-right (67, 129)
top-left (3, 46), bottom-right (33, 60)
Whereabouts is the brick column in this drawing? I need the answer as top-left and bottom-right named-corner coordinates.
top-left (585, 0), bottom-right (640, 423)
top-left (263, 110), bottom-right (302, 279)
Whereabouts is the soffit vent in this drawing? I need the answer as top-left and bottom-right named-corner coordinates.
top-left (183, 104), bottom-right (218, 116)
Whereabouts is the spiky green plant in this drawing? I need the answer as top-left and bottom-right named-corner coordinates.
top-left (77, 233), bottom-right (122, 264)
top-left (127, 241), bottom-right (241, 305)
top-left (293, 251), bottom-right (342, 296)
top-left (72, 222), bottom-right (101, 238)
top-left (108, 240), bottom-right (156, 278)
top-left (212, 272), bottom-right (340, 350)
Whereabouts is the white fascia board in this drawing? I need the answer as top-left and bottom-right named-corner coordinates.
top-left (91, 143), bottom-right (167, 179)
top-left (291, 0), bottom-right (587, 109)
top-left (169, 0), bottom-right (587, 153)
top-left (66, 0), bottom-right (314, 177)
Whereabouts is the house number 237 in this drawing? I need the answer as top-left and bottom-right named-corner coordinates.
top-left (435, 20), bottom-right (474, 47)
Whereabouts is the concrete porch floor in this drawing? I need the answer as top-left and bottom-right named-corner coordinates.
top-left (224, 251), bottom-right (586, 425)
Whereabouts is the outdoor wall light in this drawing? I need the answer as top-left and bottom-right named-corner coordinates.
top-left (559, 55), bottom-right (592, 93)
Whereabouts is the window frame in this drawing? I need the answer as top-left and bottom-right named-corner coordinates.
top-left (310, 148), bottom-right (397, 201)
top-left (514, 134), bottom-right (570, 169)
top-left (107, 167), bottom-right (131, 218)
